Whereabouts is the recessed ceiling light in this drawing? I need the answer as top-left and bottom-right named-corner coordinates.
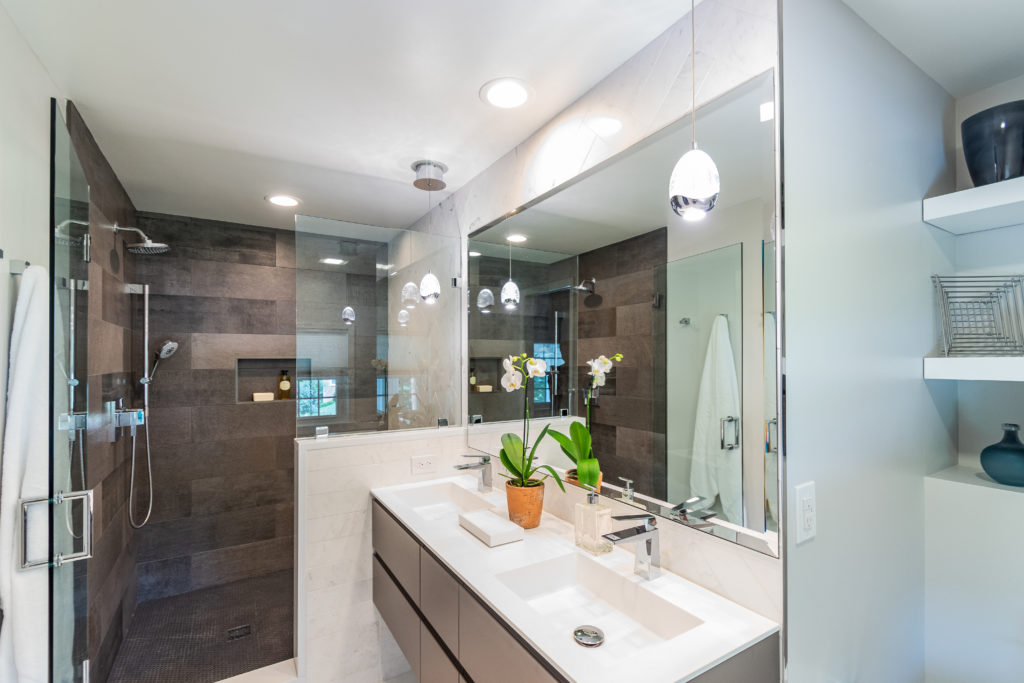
top-left (320, 257), bottom-right (347, 266)
top-left (480, 78), bottom-right (529, 109)
top-left (506, 234), bottom-right (527, 243)
top-left (267, 194), bottom-right (300, 207)
top-left (468, 251), bottom-right (482, 257)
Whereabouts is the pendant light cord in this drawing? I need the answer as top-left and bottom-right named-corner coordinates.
top-left (691, 0), bottom-right (697, 150)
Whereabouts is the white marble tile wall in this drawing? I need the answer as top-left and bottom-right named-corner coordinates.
top-left (295, 428), bottom-right (469, 683)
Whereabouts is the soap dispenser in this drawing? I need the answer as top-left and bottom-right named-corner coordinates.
top-left (574, 484), bottom-right (612, 555)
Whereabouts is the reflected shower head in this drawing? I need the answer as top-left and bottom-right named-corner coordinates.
top-left (127, 240), bottom-right (171, 255)
top-left (574, 277), bottom-right (596, 294)
top-left (155, 340), bottom-right (179, 359)
top-left (112, 224), bottom-right (171, 255)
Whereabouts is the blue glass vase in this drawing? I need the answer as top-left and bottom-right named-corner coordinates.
top-left (980, 423), bottom-right (1024, 487)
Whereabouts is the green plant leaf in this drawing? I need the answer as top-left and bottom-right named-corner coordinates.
top-left (523, 423), bottom-right (551, 480)
top-left (547, 429), bottom-right (579, 465)
top-left (500, 432), bottom-right (525, 477)
top-left (536, 464), bottom-right (566, 492)
top-left (575, 458), bottom-right (601, 488)
top-left (569, 421), bottom-right (593, 460)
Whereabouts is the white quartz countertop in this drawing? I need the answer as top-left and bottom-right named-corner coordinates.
top-left (371, 476), bottom-right (778, 683)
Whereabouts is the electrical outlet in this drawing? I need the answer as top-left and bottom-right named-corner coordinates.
top-left (795, 481), bottom-right (816, 544)
top-left (411, 454), bottom-right (438, 475)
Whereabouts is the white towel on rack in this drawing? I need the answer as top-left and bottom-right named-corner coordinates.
top-left (0, 265), bottom-right (51, 683)
top-left (689, 314), bottom-right (742, 524)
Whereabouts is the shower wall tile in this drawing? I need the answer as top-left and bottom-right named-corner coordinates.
top-left (191, 332), bottom-right (297, 369)
top-left (131, 212), bottom-right (296, 611)
top-left (69, 99), bottom-right (140, 682)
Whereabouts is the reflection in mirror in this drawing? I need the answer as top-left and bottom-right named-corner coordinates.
top-left (467, 71), bottom-right (778, 551)
top-left (295, 215), bottom-right (461, 437)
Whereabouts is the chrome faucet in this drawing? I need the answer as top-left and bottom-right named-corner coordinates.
top-left (603, 513), bottom-right (660, 580)
top-left (669, 496), bottom-right (718, 529)
top-left (454, 454), bottom-right (491, 492)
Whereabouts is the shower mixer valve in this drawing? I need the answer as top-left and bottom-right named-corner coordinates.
top-left (106, 400), bottom-right (145, 441)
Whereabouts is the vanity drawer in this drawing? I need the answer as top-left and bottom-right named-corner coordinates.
top-left (458, 588), bottom-right (559, 683)
top-left (372, 500), bottom-right (421, 603)
top-left (372, 554), bottom-right (421, 676)
top-left (691, 632), bottom-right (780, 683)
top-left (421, 622), bottom-right (459, 683)
top-left (420, 548), bottom-right (460, 655)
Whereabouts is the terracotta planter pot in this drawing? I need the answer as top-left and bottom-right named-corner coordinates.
top-left (565, 469), bottom-right (603, 494)
top-left (505, 480), bottom-right (545, 529)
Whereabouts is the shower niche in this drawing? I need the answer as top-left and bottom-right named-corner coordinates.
top-left (235, 357), bottom-right (312, 403)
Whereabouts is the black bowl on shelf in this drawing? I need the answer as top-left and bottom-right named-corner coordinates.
top-left (961, 100), bottom-right (1024, 187)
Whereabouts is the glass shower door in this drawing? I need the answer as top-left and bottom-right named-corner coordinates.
top-left (50, 97), bottom-right (93, 683)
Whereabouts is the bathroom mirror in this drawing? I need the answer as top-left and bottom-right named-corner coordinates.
top-left (466, 70), bottom-right (779, 551)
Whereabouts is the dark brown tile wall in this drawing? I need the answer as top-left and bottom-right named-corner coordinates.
top-left (67, 100), bottom-right (140, 683)
top-left (130, 211), bottom-right (297, 605)
top-left (576, 229), bottom-right (667, 500)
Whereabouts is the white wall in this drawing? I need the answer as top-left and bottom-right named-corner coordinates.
top-left (0, 3), bottom-right (59, 447)
top-left (782, 0), bottom-right (959, 680)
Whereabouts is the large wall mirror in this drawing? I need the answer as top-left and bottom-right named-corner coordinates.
top-left (467, 70), bottom-right (780, 552)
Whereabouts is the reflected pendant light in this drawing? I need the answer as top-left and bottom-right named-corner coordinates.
top-left (476, 288), bottom-right (495, 313)
top-left (501, 240), bottom-right (520, 310)
top-left (342, 306), bottom-right (356, 325)
top-left (397, 309), bottom-right (410, 327)
top-left (420, 272), bottom-right (441, 304)
top-left (401, 281), bottom-right (419, 309)
top-left (669, 0), bottom-right (720, 221)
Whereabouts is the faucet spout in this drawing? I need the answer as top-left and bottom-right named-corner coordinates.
top-left (603, 514), bottom-right (660, 580)
top-left (454, 454), bottom-right (492, 492)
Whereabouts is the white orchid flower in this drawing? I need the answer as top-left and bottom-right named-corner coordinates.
top-left (503, 355), bottom-right (518, 373)
top-left (500, 369), bottom-right (524, 392)
top-left (590, 370), bottom-right (606, 387)
top-left (525, 357), bottom-right (547, 378)
top-left (589, 355), bottom-right (613, 374)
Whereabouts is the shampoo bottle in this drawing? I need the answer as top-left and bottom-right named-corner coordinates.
top-left (278, 369), bottom-right (292, 400)
top-left (574, 485), bottom-right (612, 555)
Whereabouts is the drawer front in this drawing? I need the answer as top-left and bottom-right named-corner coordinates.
top-left (421, 623), bottom-right (460, 683)
top-left (420, 549), bottom-right (460, 655)
top-left (458, 588), bottom-right (558, 683)
top-left (372, 500), bottom-right (421, 603)
top-left (372, 555), bottom-right (421, 676)
top-left (691, 633), bottom-right (780, 683)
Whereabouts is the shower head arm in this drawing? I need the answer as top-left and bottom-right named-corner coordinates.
top-left (111, 224), bottom-right (152, 242)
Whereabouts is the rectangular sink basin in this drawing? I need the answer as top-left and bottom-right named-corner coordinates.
top-left (391, 482), bottom-right (493, 521)
top-left (497, 554), bottom-right (703, 657)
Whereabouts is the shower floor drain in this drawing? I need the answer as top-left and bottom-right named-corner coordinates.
top-left (226, 624), bottom-right (252, 641)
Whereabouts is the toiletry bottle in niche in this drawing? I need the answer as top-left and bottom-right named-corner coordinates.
top-left (278, 369), bottom-right (292, 400)
top-left (575, 485), bottom-right (612, 555)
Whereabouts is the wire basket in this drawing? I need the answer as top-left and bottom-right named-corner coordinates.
top-left (933, 275), bottom-right (1024, 356)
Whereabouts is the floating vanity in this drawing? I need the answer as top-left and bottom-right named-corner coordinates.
top-left (371, 476), bottom-right (779, 683)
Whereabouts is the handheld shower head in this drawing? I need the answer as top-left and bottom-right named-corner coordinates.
top-left (156, 340), bottom-right (179, 359)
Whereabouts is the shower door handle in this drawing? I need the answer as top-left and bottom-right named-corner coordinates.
top-left (720, 416), bottom-right (740, 450)
top-left (20, 489), bottom-right (94, 570)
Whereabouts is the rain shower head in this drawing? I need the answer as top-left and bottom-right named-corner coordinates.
top-left (127, 240), bottom-right (171, 255)
top-left (574, 277), bottom-right (596, 294)
top-left (155, 340), bottom-right (179, 359)
top-left (112, 224), bottom-right (170, 255)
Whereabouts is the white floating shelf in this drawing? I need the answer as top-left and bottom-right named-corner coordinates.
top-left (923, 355), bottom-right (1024, 381)
top-left (923, 176), bottom-right (1024, 235)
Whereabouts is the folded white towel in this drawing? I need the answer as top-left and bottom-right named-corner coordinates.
top-left (459, 510), bottom-right (525, 547)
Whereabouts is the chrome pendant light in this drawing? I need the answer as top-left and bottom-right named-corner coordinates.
top-left (501, 240), bottom-right (520, 310)
top-left (476, 287), bottom-right (495, 313)
top-left (669, 0), bottom-right (720, 221)
top-left (416, 162), bottom-right (446, 304)
top-left (341, 306), bottom-right (355, 325)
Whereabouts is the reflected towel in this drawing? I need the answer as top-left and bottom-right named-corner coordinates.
top-left (0, 265), bottom-right (51, 683)
top-left (689, 314), bottom-right (742, 524)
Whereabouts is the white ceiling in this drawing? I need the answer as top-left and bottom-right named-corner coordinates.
top-left (841, 0), bottom-right (1024, 97)
top-left (2, 0), bottom-right (691, 230)
top-left (470, 72), bottom-right (775, 259)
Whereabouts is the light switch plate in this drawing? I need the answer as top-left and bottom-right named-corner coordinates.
top-left (411, 454), bottom-right (438, 475)
top-left (795, 481), bottom-right (816, 544)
